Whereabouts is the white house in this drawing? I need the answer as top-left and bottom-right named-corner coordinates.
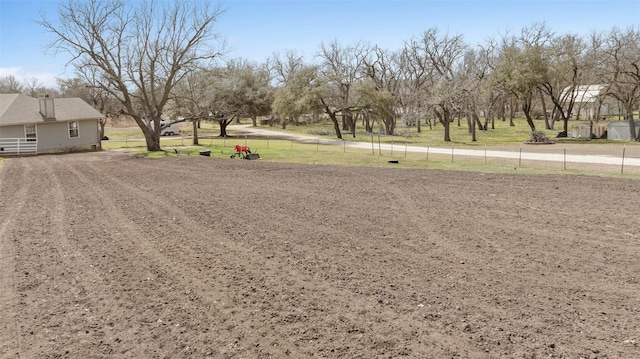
top-left (567, 85), bottom-right (623, 120)
top-left (0, 93), bottom-right (103, 155)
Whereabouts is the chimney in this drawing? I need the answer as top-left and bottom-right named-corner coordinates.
top-left (39, 94), bottom-right (56, 119)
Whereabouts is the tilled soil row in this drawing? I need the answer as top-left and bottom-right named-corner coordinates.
top-left (1, 151), bottom-right (638, 358)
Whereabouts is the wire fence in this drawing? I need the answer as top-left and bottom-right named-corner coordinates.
top-left (103, 134), bottom-right (640, 176)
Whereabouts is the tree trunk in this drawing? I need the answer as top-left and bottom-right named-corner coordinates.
top-left (251, 115), bottom-right (257, 127)
top-left (435, 110), bottom-right (451, 141)
top-left (509, 98), bottom-right (515, 127)
top-left (98, 118), bottom-right (107, 149)
top-left (384, 116), bottom-right (395, 136)
top-left (143, 131), bottom-right (162, 151)
top-left (192, 120), bottom-right (199, 145)
top-left (594, 98), bottom-right (602, 122)
top-left (549, 109), bottom-right (558, 130)
top-left (469, 115), bottom-right (477, 142)
top-left (364, 112), bottom-right (372, 132)
top-left (329, 112), bottom-right (342, 138)
top-left (218, 118), bottom-right (232, 137)
top-left (347, 113), bottom-right (356, 138)
top-left (522, 100), bottom-right (536, 131)
top-left (443, 120), bottom-right (451, 141)
top-left (562, 117), bottom-right (569, 136)
top-left (140, 117), bottom-right (162, 151)
top-left (474, 113), bottom-right (484, 131)
top-left (628, 110), bottom-right (638, 141)
top-left (321, 98), bottom-right (342, 139)
top-left (538, 88), bottom-right (551, 129)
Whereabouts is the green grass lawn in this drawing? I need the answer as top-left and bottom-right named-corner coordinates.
top-left (95, 116), bottom-right (640, 178)
top-left (275, 116), bottom-right (636, 147)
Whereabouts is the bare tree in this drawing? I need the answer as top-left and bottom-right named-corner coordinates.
top-left (269, 50), bottom-right (305, 87)
top-left (23, 77), bottom-right (44, 97)
top-left (40, 0), bottom-right (226, 151)
top-left (489, 24), bottom-right (552, 132)
top-left (57, 76), bottom-right (119, 142)
top-left (406, 28), bottom-right (467, 142)
top-left (598, 27), bottom-right (640, 141)
top-left (169, 67), bottom-right (237, 139)
top-left (538, 34), bottom-right (588, 137)
top-left (363, 46), bottom-right (402, 134)
top-left (459, 48), bottom-right (491, 141)
top-left (400, 40), bottom-right (435, 131)
top-left (0, 75), bottom-right (24, 93)
top-left (317, 40), bottom-right (372, 139)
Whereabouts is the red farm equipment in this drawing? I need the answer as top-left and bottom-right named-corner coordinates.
top-left (230, 144), bottom-right (261, 160)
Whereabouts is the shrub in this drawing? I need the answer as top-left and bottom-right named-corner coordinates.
top-left (526, 130), bottom-right (555, 144)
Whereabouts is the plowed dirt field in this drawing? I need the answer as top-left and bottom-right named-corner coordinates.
top-left (1, 151), bottom-right (638, 358)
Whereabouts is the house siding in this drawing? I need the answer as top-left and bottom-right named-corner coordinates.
top-left (1, 94), bottom-right (103, 155)
top-left (0, 119), bottom-right (100, 153)
top-left (36, 120), bottom-right (100, 152)
top-left (0, 125), bottom-right (24, 138)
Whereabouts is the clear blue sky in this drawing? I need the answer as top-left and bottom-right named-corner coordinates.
top-left (1, 0), bottom-right (638, 89)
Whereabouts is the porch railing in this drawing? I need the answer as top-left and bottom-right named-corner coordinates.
top-left (0, 138), bottom-right (38, 155)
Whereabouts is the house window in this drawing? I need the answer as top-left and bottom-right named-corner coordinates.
top-left (68, 121), bottom-right (79, 138)
top-left (25, 124), bottom-right (37, 142)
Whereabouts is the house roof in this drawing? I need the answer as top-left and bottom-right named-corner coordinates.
top-left (0, 93), bottom-right (104, 126)
top-left (564, 84), bottom-right (606, 103)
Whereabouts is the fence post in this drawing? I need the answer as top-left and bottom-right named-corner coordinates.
top-left (519, 146), bottom-right (522, 167)
top-left (371, 131), bottom-right (374, 154)
top-left (621, 144), bottom-right (626, 174)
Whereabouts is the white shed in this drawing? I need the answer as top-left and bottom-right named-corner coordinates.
top-left (607, 120), bottom-right (640, 141)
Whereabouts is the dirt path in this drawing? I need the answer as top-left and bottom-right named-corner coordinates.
top-left (1, 152), bottom-right (639, 358)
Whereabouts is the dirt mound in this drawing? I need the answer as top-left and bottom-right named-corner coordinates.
top-left (1, 152), bottom-right (638, 358)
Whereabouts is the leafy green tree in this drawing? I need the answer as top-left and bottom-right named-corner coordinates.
top-left (272, 65), bottom-right (323, 129)
top-left (489, 25), bottom-right (551, 132)
top-left (223, 59), bottom-right (274, 127)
